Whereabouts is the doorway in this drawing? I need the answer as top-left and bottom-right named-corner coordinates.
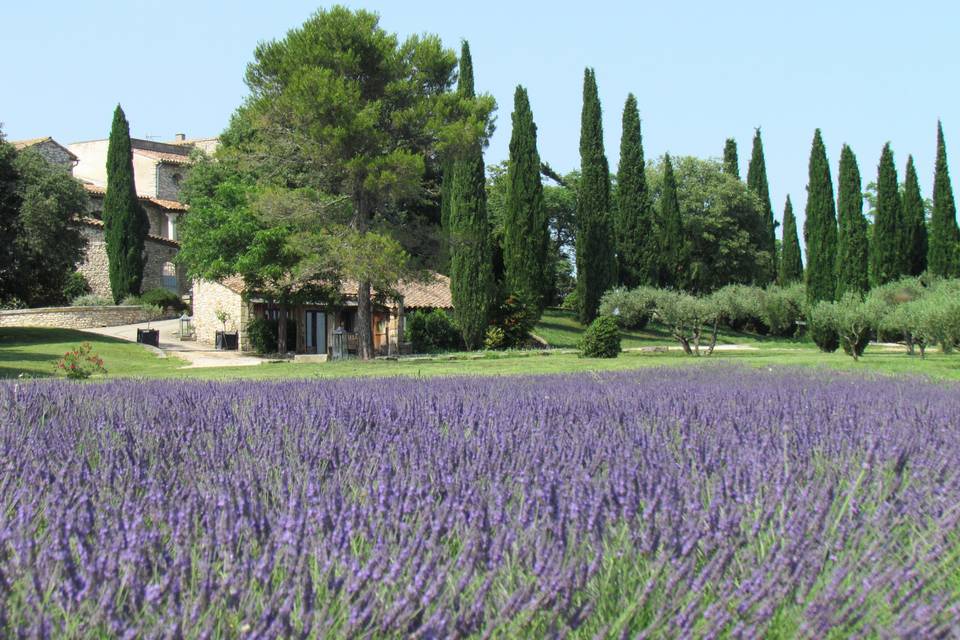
top-left (305, 310), bottom-right (327, 354)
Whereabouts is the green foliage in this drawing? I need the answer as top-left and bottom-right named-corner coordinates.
top-left (0, 132), bottom-right (21, 304)
top-left (871, 143), bottom-right (904, 286)
top-left (483, 326), bottom-right (506, 350)
top-left (722, 138), bottom-right (739, 179)
top-left (561, 289), bottom-right (579, 312)
top-left (928, 122), bottom-right (959, 277)
top-left (615, 94), bottom-right (655, 288)
top-left (711, 284), bottom-right (767, 333)
top-left (598, 286), bottom-right (655, 330)
top-left (901, 155), bottom-right (928, 277)
top-left (760, 283), bottom-right (806, 337)
top-left (835, 145), bottom-right (869, 298)
top-left (651, 289), bottom-right (721, 355)
top-left (575, 68), bottom-right (616, 323)
top-left (55, 343), bottom-right (106, 379)
top-left (655, 154), bottom-right (684, 288)
top-left (449, 41), bottom-right (495, 350)
top-left (406, 309), bottom-right (462, 353)
top-left (246, 316), bottom-right (297, 354)
top-left (803, 129), bottom-right (838, 305)
top-left (779, 196), bottom-right (804, 284)
top-left (489, 295), bottom-right (538, 348)
top-left (746, 129), bottom-right (776, 285)
top-left (578, 316), bottom-right (621, 358)
top-left (70, 294), bottom-right (113, 307)
top-left (103, 105), bottom-right (149, 303)
top-left (503, 85), bottom-right (549, 313)
top-left (140, 288), bottom-right (187, 313)
top-left (807, 302), bottom-right (840, 353)
top-left (828, 293), bottom-right (886, 359)
top-left (63, 272), bottom-right (91, 302)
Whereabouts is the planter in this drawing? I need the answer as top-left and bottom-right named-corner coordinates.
top-left (137, 328), bottom-right (160, 347)
top-left (216, 331), bottom-right (239, 351)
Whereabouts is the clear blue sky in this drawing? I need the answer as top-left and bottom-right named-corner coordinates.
top-left (5, 1), bottom-right (958, 232)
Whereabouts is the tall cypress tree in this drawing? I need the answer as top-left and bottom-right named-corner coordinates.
top-left (779, 195), bottom-right (803, 284)
top-left (928, 121), bottom-right (959, 277)
top-left (503, 85), bottom-right (549, 313)
top-left (615, 93), bottom-right (654, 287)
top-left (722, 138), bottom-right (740, 179)
top-left (449, 41), bottom-right (494, 349)
top-left (103, 104), bottom-right (149, 303)
top-left (901, 155), bottom-right (928, 277)
top-left (658, 154), bottom-right (684, 288)
top-left (835, 144), bottom-right (869, 297)
top-left (871, 143), bottom-right (903, 286)
top-left (575, 68), bottom-right (615, 323)
top-left (803, 129), bottom-right (838, 304)
top-left (0, 131), bottom-right (23, 302)
top-left (746, 128), bottom-right (776, 284)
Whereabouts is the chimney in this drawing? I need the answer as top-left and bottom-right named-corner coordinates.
top-left (174, 133), bottom-right (186, 141)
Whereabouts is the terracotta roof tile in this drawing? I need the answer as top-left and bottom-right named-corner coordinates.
top-left (11, 136), bottom-right (79, 160)
top-left (83, 183), bottom-right (188, 211)
top-left (134, 149), bottom-right (193, 166)
top-left (79, 217), bottom-right (179, 248)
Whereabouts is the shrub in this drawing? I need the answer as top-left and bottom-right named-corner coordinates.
top-left (652, 290), bottom-right (721, 356)
top-left (63, 272), bottom-right (91, 302)
top-left (868, 277), bottom-right (925, 343)
top-left (579, 316), bottom-right (621, 358)
top-left (140, 288), bottom-right (187, 313)
top-left (561, 289), bottom-right (579, 312)
top-left (807, 302), bottom-right (840, 353)
top-left (711, 284), bottom-right (767, 333)
top-left (489, 295), bottom-right (538, 348)
top-left (121, 294), bottom-right (142, 306)
top-left (599, 286), bottom-right (655, 330)
top-left (71, 294), bottom-right (114, 307)
top-left (55, 343), bottom-right (107, 379)
top-left (407, 309), bottom-right (462, 353)
top-left (759, 284), bottom-right (806, 337)
top-left (483, 326), bottom-right (506, 350)
top-left (247, 317), bottom-right (297, 354)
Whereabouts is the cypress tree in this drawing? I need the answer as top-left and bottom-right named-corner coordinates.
top-left (835, 145), bottom-right (869, 297)
top-left (658, 154), bottom-right (684, 288)
top-left (449, 41), bottom-right (494, 349)
top-left (575, 68), bottom-right (615, 323)
top-left (928, 121), bottom-right (959, 277)
top-left (0, 132), bottom-right (22, 302)
top-left (746, 128), bottom-right (776, 284)
top-left (722, 138), bottom-right (740, 179)
top-left (803, 129), bottom-right (838, 304)
top-left (779, 195), bottom-right (803, 284)
top-left (871, 143), bottom-right (903, 286)
top-left (503, 85), bottom-right (549, 313)
top-left (103, 104), bottom-right (149, 303)
top-left (615, 93), bottom-right (655, 287)
top-left (901, 155), bottom-right (928, 277)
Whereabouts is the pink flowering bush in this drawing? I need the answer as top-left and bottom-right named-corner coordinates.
top-left (55, 342), bottom-right (107, 379)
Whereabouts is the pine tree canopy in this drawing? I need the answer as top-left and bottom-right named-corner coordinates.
top-left (722, 138), bottom-right (740, 179)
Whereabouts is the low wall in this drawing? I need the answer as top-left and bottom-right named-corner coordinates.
top-left (0, 305), bottom-right (152, 329)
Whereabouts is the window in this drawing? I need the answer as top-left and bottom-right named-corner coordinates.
top-left (162, 262), bottom-right (177, 292)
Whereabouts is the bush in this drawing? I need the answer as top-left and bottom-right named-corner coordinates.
top-left (652, 290), bottom-right (722, 356)
top-left (247, 317), bottom-right (297, 354)
top-left (759, 284), bottom-right (806, 337)
top-left (599, 286), bottom-right (655, 330)
top-left (807, 302), bottom-right (839, 353)
top-left (140, 288), bottom-right (187, 313)
top-left (489, 295), bottom-right (538, 348)
top-left (63, 272), bottom-right (91, 302)
top-left (483, 326), bottom-right (506, 350)
top-left (407, 309), bottom-right (462, 354)
top-left (55, 343), bottom-right (107, 380)
top-left (711, 284), bottom-right (767, 333)
top-left (579, 316), bottom-right (621, 358)
top-left (71, 294), bottom-right (114, 307)
top-left (121, 295), bottom-right (142, 306)
top-left (561, 289), bottom-right (579, 312)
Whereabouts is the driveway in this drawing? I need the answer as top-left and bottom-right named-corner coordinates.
top-left (83, 319), bottom-right (266, 368)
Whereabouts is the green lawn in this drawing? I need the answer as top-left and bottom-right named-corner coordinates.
top-left (2, 318), bottom-right (959, 382)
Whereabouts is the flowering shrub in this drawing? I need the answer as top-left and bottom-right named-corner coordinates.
top-left (1, 369), bottom-right (959, 636)
top-left (54, 342), bottom-right (107, 379)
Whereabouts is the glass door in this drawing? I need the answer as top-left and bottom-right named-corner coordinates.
top-left (305, 311), bottom-right (327, 354)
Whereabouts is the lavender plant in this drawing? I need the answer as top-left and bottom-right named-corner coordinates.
top-left (1, 368), bottom-right (958, 637)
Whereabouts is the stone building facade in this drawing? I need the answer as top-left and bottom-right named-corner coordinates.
top-left (192, 278), bottom-right (252, 351)
top-left (77, 221), bottom-right (186, 298)
top-left (10, 137), bottom-right (77, 170)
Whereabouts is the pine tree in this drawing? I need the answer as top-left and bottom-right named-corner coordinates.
top-left (575, 68), bottom-right (615, 323)
top-left (928, 121), bottom-right (959, 277)
top-left (614, 93), bottom-right (655, 288)
top-left (871, 143), bottom-right (903, 286)
top-left (722, 138), bottom-right (740, 179)
top-left (746, 128), bottom-right (776, 285)
top-left (503, 85), bottom-right (549, 313)
top-left (449, 41), bottom-right (494, 349)
top-left (901, 155), bottom-right (928, 277)
top-left (803, 129), bottom-right (838, 304)
top-left (103, 104), bottom-right (149, 303)
top-left (658, 154), bottom-right (684, 288)
top-left (835, 145), bottom-right (869, 297)
top-left (779, 195), bottom-right (803, 284)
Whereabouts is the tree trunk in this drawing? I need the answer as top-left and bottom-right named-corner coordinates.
top-left (277, 304), bottom-right (288, 354)
top-left (706, 319), bottom-right (719, 356)
top-left (357, 280), bottom-right (373, 360)
top-left (904, 331), bottom-right (915, 355)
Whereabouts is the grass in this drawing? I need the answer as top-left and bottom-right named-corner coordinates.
top-left (2, 316), bottom-right (959, 382)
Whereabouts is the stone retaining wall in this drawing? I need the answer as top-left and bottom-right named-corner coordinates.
top-left (0, 306), bottom-right (152, 329)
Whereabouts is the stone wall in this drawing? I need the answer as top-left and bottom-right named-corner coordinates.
top-left (0, 305), bottom-right (151, 329)
top-left (156, 164), bottom-right (186, 202)
top-left (30, 140), bottom-right (75, 170)
top-left (192, 280), bottom-right (252, 351)
top-left (76, 226), bottom-right (187, 298)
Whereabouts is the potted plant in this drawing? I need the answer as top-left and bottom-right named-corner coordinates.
top-left (215, 308), bottom-right (239, 350)
top-left (136, 304), bottom-right (164, 347)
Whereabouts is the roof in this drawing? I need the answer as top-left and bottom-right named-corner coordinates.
top-left (79, 217), bottom-right (180, 248)
top-left (134, 149), bottom-right (192, 166)
top-left (215, 272), bottom-right (453, 309)
top-left (11, 136), bottom-right (79, 161)
top-left (83, 183), bottom-right (188, 212)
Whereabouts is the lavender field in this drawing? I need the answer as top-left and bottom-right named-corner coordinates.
top-left (2, 369), bottom-right (959, 638)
